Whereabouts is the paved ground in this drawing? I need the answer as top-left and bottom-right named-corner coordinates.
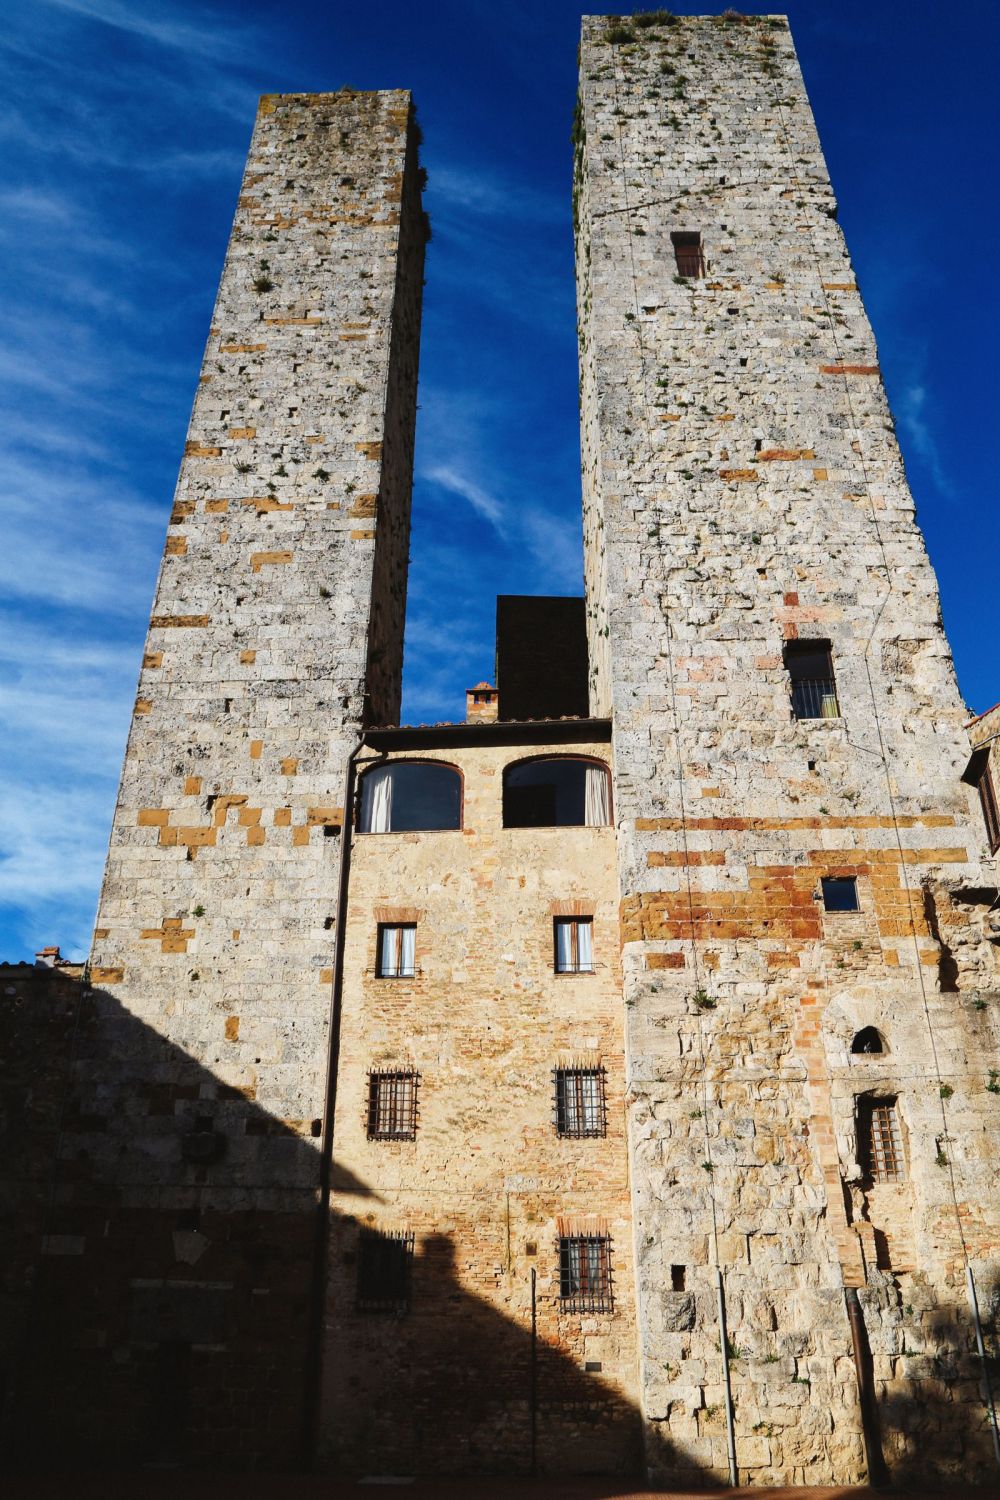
top-left (3, 1481), bottom-right (988, 1499)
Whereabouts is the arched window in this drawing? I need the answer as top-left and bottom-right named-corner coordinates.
top-left (851, 1026), bottom-right (886, 1055)
top-left (358, 761), bottom-right (461, 833)
top-left (502, 757), bottom-right (611, 828)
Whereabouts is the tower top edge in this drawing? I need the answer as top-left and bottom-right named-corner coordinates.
top-left (579, 12), bottom-right (789, 28)
top-left (257, 87), bottom-right (413, 114)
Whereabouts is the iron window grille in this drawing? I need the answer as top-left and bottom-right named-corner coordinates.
top-left (558, 1233), bottom-right (613, 1313)
top-left (859, 1098), bottom-right (904, 1184)
top-left (356, 1228), bottom-right (414, 1313)
top-left (784, 640), bottom-right (839, 720)
top-left (366, 1069), bottom-right (419, 1141)
top-left (376, 922), bottom-right (416, 978)
top-left (671, 230), bottom-right (704, 278)
top-left (553, 916), bottom-right (595, 973)
top-left (554, 1067), bottom-right (607, 1138)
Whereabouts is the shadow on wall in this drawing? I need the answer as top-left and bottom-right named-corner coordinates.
top-left (0, 964), bottom-right (644, 1478)
top-left (863, 1268), bottom-right (1000, 1484)
top-left (2, 965), bottom-right (997, 1483)
top-left (321, 1227), bottom-right (641, 1478)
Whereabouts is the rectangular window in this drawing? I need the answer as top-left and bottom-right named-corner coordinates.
top-left (376, 923), bottom-right (416, 978)
top-left (821, 876), bottom-right (859, 913)
top-left (964, 749), bottom-right (1000, 854)
top-left (554, 917), bottom-right (594, 973)
top-left (978, 764), bottom-right (1000, 853)
top-left (558, 1234), bottom-right (613, 1313)
top-left (858, 1098), bottom-right (904, 1183)
top-left (367, 1069), bottom-right (419, 1140)
top-left (671, 230), bottom-right (704, 279)
top-left (555, 1066), bottom-right (606, 1138)
top-left (784, 640), bottom-right (839, 720)
top-left (356, 1228), bottom-right (414, 1313)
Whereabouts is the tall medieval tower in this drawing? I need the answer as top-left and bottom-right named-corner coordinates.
top-left (6, 15), bottom-right (998, 1490)
top-left (576, 11), bottom-right (999, 1487)
top-left (15, 91), bottom-right (425, 1464)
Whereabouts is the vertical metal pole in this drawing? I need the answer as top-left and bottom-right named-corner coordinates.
top-left (714, 1266), bottom-right (738, 1486)
top-left (845, 1287), bottom-right (889, 1488)
top-left (530, 1267), bottom-right (538, 1476)
top-left (967, 1266), bottom-right (1000, 1471)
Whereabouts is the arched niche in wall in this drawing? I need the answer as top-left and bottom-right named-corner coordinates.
top-left (851, 1026), bottom-right (887, 1056)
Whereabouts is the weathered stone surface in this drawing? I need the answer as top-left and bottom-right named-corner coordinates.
top-left (575, 11), bottom-right (1000, 1487)
top-left (5, 89), bottom-right (426, 1467)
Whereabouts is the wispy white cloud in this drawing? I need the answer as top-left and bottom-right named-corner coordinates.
top-left (431, 164), bottom-right (564, 224)
top-left (41, 0), bottom-right (239, 52)
top-left (421, 462), bottom-right (506, 528)
top-left (897, 382), bottom-right (954, 499)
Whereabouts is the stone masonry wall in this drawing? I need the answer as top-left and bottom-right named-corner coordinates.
top-left (576, 13), bottom-right (999, 1487)
top-left (321, 736), bottom-right (641, 1475)
top-left (13, 90), bottom-right (426, 1467)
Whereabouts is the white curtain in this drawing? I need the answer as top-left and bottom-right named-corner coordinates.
top-left (584, 765), bottom-right (610, 826)
top-left (379, 925), bottom-right (397, 976)
top-left (555, 920), bottom-right (574, 972)
top-left (399, 925), bottom-right (416, 977)
top-left (577, 920), bottom-right (593, 972)
top-left (360, 766), bottom-right (393, 832)
top-left (580, 1072), bottom-right (601, 1132)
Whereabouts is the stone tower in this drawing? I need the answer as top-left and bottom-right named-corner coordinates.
top-left (576, 12), bottom-right (999, 1487)
top-left (14, 90), bottom-right (426, 1465)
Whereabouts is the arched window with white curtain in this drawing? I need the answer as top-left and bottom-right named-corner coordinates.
top-left (358, 761), bottom-right (462, 833)
top-left (502, 757), bottom-right (611, 828)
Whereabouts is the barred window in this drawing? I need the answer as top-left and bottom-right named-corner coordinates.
top-left (784, 640), bottom-right (839, 720)
top-left (367, 1069), bottom-right (419, 1140)
top-left (356, 1228), bottom-right (414, 1313)
top-left (554, 917), bottom-right (594, 973)
top-left (554, 1066), bottom-right (606, 1138)
top-left (858, 1097), bottom-right (904, 1183)
top-left (558, 1233), bottom-right (613, 1313)
top-left (671, 230), bottom-right (704, 278)
top-left (376, 922), bottom-right (416, 978)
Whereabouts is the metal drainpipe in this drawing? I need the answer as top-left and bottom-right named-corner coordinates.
top-left (301, 734), bottom-right (366, 1468)
top-left (845, 1286), bottom-right (889, 1488)
top-left (714, 1266), bottom-right (738, 1486)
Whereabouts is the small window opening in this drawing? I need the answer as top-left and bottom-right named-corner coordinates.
top-left (558, 1233), bottom-right (613, 1313)
top-left (671, 230), bottom-right (704, 279)
top-left (376, 923), bottom-right (416, 978)
top-left (554, 917), bottom-right (595, 974)
top-left (857, 1097), bottom-right (904, 1183)
top-left (784, 640), bottom-right (839, 719)
top-left (671, 1264), bottom-right (686, 1291)
top-left (822, 876), bottom-right (859, 913)
top-left (366, 1069), bottom-right (419, 1140)
top-left (503, 758), bottom-right (611, 828)
top-left (356, 1228), bottom-right (414, 1313)
top-left (358, 761), bottom-right (461, 833)
top-left (554, 1066), bottom-right (607, 1138)
top-left (851, 1026), bottom-right (885, 1055)
top-left (962, 748), bottom-right (1000, 854)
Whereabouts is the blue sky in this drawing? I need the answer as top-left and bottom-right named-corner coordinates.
top-left (1, 0), bottom-right (996, 960)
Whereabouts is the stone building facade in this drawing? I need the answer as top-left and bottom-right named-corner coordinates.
top-left (1, 11), bottom-right (998, 1489)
